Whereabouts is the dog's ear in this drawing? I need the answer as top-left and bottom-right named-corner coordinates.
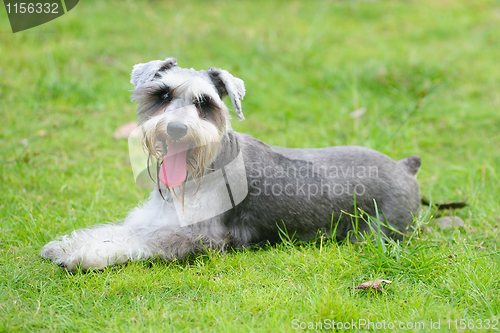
top-left (130, 57), bottom-right (178, 88)
top-left (207, 68), bottom-right (246, 121)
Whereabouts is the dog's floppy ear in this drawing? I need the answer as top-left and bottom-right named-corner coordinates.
top-left (207, 68), bottom-right (246, 121)
top-left (130, 57), bottom-right (178, 88)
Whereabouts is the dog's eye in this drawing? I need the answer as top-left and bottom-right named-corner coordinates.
top-left (157, 86), bottom-right (172, 102)
top-left (194, 96), bottom-right (213, 118)
top-left (198, 98), bottom-right (208, 107)
top-left (195, 96), bottom-right (210, 108)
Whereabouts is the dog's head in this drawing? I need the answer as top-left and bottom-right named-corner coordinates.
top-left (130, 57), bottom-right (245, 190)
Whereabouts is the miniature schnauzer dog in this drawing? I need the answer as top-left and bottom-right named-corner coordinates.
top-left (41, 58), bottom-right (421, 272)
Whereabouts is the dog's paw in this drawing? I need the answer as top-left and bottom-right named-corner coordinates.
top-left (41, 236), bottom-right (133, 272)
top-left (41, 240), bottom-right (79, 271)
top-left (41, 239), bottom-right (105, 272)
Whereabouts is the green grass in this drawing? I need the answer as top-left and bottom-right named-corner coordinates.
top-left (1, 0), bottom-right (500, 331)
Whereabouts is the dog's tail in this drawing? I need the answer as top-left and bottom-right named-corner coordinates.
top-left (398, 155), bottom-right (421, 177)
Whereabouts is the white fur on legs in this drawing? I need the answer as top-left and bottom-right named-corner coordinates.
top-left (40, 224), bottom-right (156, 271)
top-left (41, 191), bottom-right (182, 271)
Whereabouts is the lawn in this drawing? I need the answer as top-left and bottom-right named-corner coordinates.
top-left (1, 0), bottom-right (500, 331)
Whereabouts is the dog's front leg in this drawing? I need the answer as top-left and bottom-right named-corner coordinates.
top-left (41, 192), bottom-right (229, 271)
top-left (40, 194), bottom-right (174, 272)
top-left (40, 223), bottom-right (158, 272)
top-left (152, 231), bottom-right (229, 262)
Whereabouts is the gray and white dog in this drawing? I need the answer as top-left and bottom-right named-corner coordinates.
top-left (41, 58), bottom-right (421, 272)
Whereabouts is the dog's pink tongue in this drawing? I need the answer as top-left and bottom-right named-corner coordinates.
top-left (159, 142), bottom-right (190, 188)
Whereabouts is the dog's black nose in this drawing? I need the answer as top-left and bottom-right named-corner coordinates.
top-left (167, 122), bottom-right (188, 140)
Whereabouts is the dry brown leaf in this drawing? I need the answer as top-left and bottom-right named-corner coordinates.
top-left (349, 279), bottom-right (392, 292)
top-left (421, 197), bottom-right (467, 210)
top-left (113, 121), bottom-right (137, 139)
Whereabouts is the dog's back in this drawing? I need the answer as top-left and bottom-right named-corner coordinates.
top-left (230, 132), bottom-right (421, 244)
